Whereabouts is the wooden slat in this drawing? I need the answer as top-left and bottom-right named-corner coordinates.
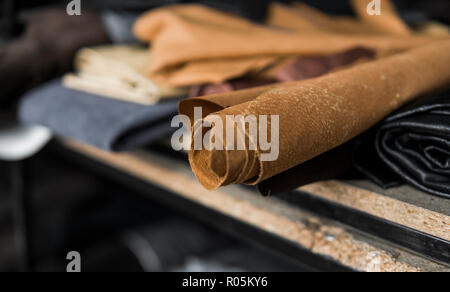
top-left (300, 181), bottom-right (450, 241)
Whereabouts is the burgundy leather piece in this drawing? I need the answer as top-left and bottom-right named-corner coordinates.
top-left (276, 47), bottom-right (376, 82)
top-left (189, 78), bottom-right (277, 98)
top-left (190, 47), bottom-right (376, 98)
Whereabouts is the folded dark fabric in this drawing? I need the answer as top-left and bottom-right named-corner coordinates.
top-left (19, 80), bottom-right (179, 151)
top-left (354, 90), bottom-right (450, 199)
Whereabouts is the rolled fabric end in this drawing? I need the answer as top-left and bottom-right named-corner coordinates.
top-left (188, 113), bottom-right (261, 190)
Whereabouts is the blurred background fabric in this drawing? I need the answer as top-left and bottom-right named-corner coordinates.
top-left (2, 0), bottom-right (450, 40)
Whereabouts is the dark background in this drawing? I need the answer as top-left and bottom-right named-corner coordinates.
top-left (2, 0), bottom-right (450, 38)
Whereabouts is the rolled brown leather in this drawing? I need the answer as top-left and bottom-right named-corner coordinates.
top-left (180, 41), bottom-right (450, 190)
top-left (134, 2), bottom-right (442, 87)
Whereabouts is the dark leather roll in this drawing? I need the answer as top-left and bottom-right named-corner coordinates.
top-left (354, 90), bottom-right (450, 199)
top-left (257, 142), bottom-right (354, 196)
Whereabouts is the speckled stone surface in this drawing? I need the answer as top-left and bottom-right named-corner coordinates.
top-left (349, 180), bottom-right (450, 216)
top-left (301, 181), bottom-right (450, 241)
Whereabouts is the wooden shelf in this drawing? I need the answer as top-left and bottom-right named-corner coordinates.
top-left (53, 140), bottom-right (450, 272)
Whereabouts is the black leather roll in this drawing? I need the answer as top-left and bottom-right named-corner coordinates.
top-left (354, 90), bottom-right (450, 199)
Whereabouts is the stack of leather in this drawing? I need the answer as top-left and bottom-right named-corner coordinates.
top-left (130, 0), bottom-right (450, 197)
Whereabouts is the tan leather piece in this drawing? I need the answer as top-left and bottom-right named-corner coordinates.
top-left (134, 2), bottom-right (442, 87)
top-left (152, 55), bottom-right (279, 86)
top-left (181, 41), bottom-right (450, 190)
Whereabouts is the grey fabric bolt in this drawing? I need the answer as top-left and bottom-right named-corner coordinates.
top-left (19, 80), bottom-right (180, 151)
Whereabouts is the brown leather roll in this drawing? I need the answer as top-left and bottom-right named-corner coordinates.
top-left (180, 41), bottom-right (450, 190)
